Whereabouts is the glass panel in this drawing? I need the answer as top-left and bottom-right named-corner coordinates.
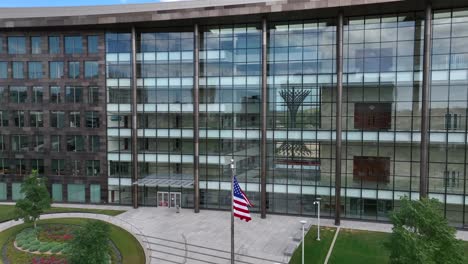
top-left (52, 184), bottom-right (63, 202)
top-left (67, 184), bottom-right (85, 203)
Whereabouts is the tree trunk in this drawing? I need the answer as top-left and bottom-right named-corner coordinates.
top-left (34, 220), bottom-right (36, 229)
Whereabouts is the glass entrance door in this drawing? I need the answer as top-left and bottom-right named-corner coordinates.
top-left (157, 192), bottom-right (169, 207)
top-left (170, 192), bottom-right (181, 208)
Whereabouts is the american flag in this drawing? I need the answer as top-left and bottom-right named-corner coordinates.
top-left (233, 176), bottom-right (254, 222)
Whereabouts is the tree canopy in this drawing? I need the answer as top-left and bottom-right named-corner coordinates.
top-left (15, 170), bottom-right (51, 229)
top-left (68, 220), bottom-right (111, 264)
top-left (387, 197), bottom-right (464, 264)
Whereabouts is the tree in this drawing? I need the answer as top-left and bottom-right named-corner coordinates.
top-left (15, 170), bottom-right (51, 229)
top-left (68, 220), bottom-right (111, 264)
top-left (386, 197), bottom-right (464, 264)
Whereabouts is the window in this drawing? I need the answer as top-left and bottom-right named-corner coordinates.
top-left (0, 87), bottom-right (4, 103)
top-left (86, 111), bottom-right (100, 128)
top-left (68, 61), bottom-right (80, 79)
top-left (30, 111), bottom-right (43, 127)
top-left (89, 135), bottom-right (100, 152)
top-left (50, 86), bottom-right (61, 103)
top-left (13, 111), bottom-right (24, 127)
top-left (31, 37), bottom-right (41, 54)
top-left (445, 112), bottom-right (462, 130)
top-left (32, 86), bottom-right (43, 103)
top-left (354, 103), bottom-right (392, 130)
top-left (9, 86), bottom-right (27, 103)
top-left (106, 33), bottom-right (131, 53)
top-left (50, 111), bottom-right (65, 128)
top-left (32, 135), bottom-right (44, 152)
top-left (49, 36), bottom-right (60, 54)
top-left (51, 135), bottom-right (61, 152)
top-left (68, 184), bottom-right (85, 202)
top-left (444, 170), bottom-right (461, 188)
top-left (65, 36), bottom-right (82, 54)
top-left (12, 135), bottom-right (28, 152)
top-left (8, 37), bottom-right (26, 54)
top-left (0, 159), bottom-right (8, 175)
top-left (52, 184), bottom-right (62, 202)
top-left (88, 35), bottom-right (99, 54)
top-left (49, 61), bottom-right (64, 79)
top-left (353, 156), bottom-right (390, 183)
top-left (107, 63), bottom-right (131, 78)
top-left (71, 160), bottom-right (81, 176)
top-left (0, 111), bottom-right (8, 127)
top-left (67, 135), bottom-right (84, 152)
top-left (12, 62), bottom-right (24, 79)
top-left (65, 86), bottom-right (83, 103)
top-left (88, 86), bottom-right (99, 104)
top-left (69, 111), bottom-right (80, 128)
top-left (0, 135), bottom-right (4, 151)
top-left (0, 38), bottom-right (3, 54)
top-left (84, 61), bottom-right (98, 78)
top-left (13, 159), bottom-right (26, 175)
top-left (51, 159), bottom-right (65, 175)
top-left (86, 160), bottom-right (100, 176)
top-left (30, 159), bottom-right (44, 174)
top-left (28, 62), bottom-right (43, 79)
top-left (0, 62), bottom-right (7, 79)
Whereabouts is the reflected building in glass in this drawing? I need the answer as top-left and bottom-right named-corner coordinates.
top-left (2, 0), bottom-right (468, 226)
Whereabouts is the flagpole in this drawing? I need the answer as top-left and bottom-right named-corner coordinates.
top-left (230, 158), bottom-right (235, 264)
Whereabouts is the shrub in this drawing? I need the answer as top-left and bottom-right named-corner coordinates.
top-left (51, 244), bottom-right (64, 253)
top-left (30, 240), bottom-right (40, 246)
top-left (28, 245), bottom-right (40, 252)
top-left (39, 244), bottom-right (52, 253)
top-left (16, 240), bottom-right (25, 248)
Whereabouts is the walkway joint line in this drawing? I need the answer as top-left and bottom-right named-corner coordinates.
top-left (324, 226), bottom-right (341, 264)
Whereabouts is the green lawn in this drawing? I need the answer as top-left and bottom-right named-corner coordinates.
top-left (289, 226), bottom-right (336, 264)
top-left (0, 204), bottom-right (125, 223)
top-left (0, 218), bottom-right (145, 264)
top-left (328, 229), bottom-right (390, 264)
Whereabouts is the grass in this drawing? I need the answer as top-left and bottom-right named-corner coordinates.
top-left (289, 226), bottom-right (336, 264)
top-left (328, 229), bottom-right (390, 264)
top-left (0, 218), bottom-right (145, 264)
top-left (0, 204), bottom-right (125, 223)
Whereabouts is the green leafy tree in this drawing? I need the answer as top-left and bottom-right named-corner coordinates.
top-left (386, 197), bottom-right (464, 264)
top-left (69, 220), bottom-right (111, 264)
top-left (15, 170), bottom-right (51, 229)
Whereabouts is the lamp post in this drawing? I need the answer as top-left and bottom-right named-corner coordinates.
top-left (313, 197), bottom-right (321, 241)
top-left (300, 220), bottom-right (307, 264)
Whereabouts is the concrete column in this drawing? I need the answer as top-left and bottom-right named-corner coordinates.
top-left (335, 11), bottom-right (344, 226)
top-left (260, 18), bottom-right (267, 219)
top-left (131, 26), bottom-right (139, 209)
top-left (420, 3), bottom-right (432, 199)
top-left (193, 24), bottom-right (200, 213)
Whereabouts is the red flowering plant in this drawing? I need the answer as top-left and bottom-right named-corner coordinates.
top-left (37, 225), bottom-right (76, 243)
top-left (31, 256), bottom-right (67, 264)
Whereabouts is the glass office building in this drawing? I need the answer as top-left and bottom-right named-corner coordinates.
top-left (2, 0), bottom-right (468, 226)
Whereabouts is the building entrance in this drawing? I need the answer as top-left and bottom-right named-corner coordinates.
top-left (157, 191), bottom-right (181, 208)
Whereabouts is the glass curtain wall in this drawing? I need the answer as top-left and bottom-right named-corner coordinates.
top-left (429, 9), bottom-right (468, 226)
top-left (136, 29), bottom-right (194, 207)
top-left (267, 20), bottom-right (336, 216)
top-left (199, 24), bottom-right (262, 210)
top-left (342, 13), bottom-right (424, 221)
top-left (106, 32), bottom-right (133, 205)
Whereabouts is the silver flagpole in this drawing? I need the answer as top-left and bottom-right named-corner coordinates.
top-left (230, 158), bottom-right (235, 264)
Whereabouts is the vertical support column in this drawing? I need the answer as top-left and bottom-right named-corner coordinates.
top-left (193, 24), bottom-right (200, 213)
top-left (420, 3), bottom-right (432, 199)
top-left (260, 18), bottom-right (268, 219)
top-left (335, 11), bottom-right (344, 226)
top-left (131, 26), bottom-right (139, 209)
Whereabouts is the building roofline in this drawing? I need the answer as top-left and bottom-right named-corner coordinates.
top-left (0, 0), bottom-right (467, 29)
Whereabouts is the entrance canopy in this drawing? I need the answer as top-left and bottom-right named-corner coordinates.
top-left (137, 175), bottom-right (194, 188)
